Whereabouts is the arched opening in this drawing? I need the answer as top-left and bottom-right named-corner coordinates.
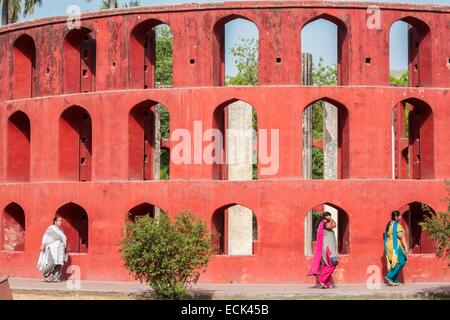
top-left (212, 99), bottom-right (257, 180)
top-left (398, 202), bottom-right (436, 254)
top-left (211, 204), bottom-right (258, 255)
top-left (130, 20), bottom-right (173, 89)
top-left (129, 100), bottom-right (170, 180)
top-left (392, 98), bottom-right (434, 179)
top-left (128, 203), bottom-right (164, 222)
top-left (304, 203), bottom-right (350, 256)
top-left (302, 99), bottom-right (349, 179)
top-left (389, 18), bottom-right (431, 87)
top-left (56, 203), bottom-right (88, 253)
top-left (12, 34), bottom-right (36, 99)
top-left (7, 111), bottom-right (30, 182)
top-left (63, 27), bottom-right (96, 93)
top-left (59, 106), bottom-right (92, 181)
top-left (213, 16), bottom-right (259, 86)
top-left (301, 15), bottom-right (348, 85)
top-left (1, 203), bottom-right (25, 251)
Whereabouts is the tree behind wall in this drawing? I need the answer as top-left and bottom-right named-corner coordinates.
top-left (1, 0), bottom-right (42, 25)
top-left (419, 181), bottom-right (450, 262)
top-left (86, 0), bottom-right (141, 10)
top-left (310, 57), bottom-right (337, 179)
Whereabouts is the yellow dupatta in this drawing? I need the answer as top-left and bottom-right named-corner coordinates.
top-left (385, 221), bottom-right (405, 271)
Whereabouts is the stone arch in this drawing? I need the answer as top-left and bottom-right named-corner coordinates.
top-left (211, 203), bottom-right (258, 256)
top-left (12, 34), bottom-right (36, 99)
top-left (130, 19), bottom-right (173, 89)
top-left (392, 98), bottom-right (434, 179)
top-left (304, 202), bottom-right (350, 256)
top-left (301, 14), bottom-right (349, 85)
top-left (59, 106), bottom-right (92, 181)
top-left (1, 203), bottom-right (25, 251)
top-left (128, 100), bottom-right (170, 180)
top-left (7, 111), bottom-right (31, 182)
top-left (302, 97), bottom-right (349, 179)
top-left (389, 16), bottom-right (432, 86)
top-left (63, 27), bottom-right (96, 93)
top-left (212, 99), bottom-right (258, 180)
top-left (127, 202), bottom-right (159, 222)
top-left (213, 15), bottom-right (259, 86)
top-left (397, 202), bottom-right (436, 254)
top-left (56, 202), bottom-right (88, 253)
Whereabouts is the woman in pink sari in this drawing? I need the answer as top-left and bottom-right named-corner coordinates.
top-left (307, 212), bottom-right (339, 288)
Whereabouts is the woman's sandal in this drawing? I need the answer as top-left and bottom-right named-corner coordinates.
top-left (385, 276), bottom-right (397, 286)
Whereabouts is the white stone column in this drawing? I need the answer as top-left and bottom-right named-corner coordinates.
top-left (154, 82), bottom-right (162, 217)
top-left (302, 53), bottom-right (313, 255)
top-left (227, 101), bottom-right (253, 255)
top-left (323, 102), bottom-right (339, 242)
top-left (153, 103), bottom-right (161, 217)
top-left (391, 111), bottom-right (396, 179)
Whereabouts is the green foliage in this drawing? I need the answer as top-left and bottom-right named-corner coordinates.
top-left (225, 38), bottom-right (259, 86)
top-left (1, 0), bottom-right (42, 24)
top-left (87, 0), bottom-right (140, 10)
top-left (419, 181), bottom-right (450, 261)
top-left (312, 102), bottom-right (324, 140)
top-left (85, 0), bottom-right (116, 10)
top-left (159, 105), bottom-right (170, 139)
top-left (252, 110), bottom-right (258, 179)
top-left (312, 210), bottom-right (322, 219)
top-left (121, 211), bottom-right (212, 299)
top-left (160, 148), bottom-right (170, 180)
top-left (155, 25), bottom-right (173, 86)
top-left (122, 0), bottom-right (140, 8)
top-left (390, 70), bottom-right (409, 86)
top-left (309, 58), bottom-right (337, 143)
top-left (99, 0), bottom-right (117, 9)
top-left (312, 146), bottom-right (323, 179)
top-left (310, 57), bottom-right (337, 179)
top-left (312, 57), bottom-right (337, 86)
top-left (159, 104), bottom-right (170, 179)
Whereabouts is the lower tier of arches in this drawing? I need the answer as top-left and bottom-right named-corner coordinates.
top-left (0, 179), bottom-right (448, 283)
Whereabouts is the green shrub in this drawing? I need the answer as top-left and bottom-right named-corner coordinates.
top-left (121, 211), bottom-right (212, 299)
top-left (419, 181), bottom-right (450, 261)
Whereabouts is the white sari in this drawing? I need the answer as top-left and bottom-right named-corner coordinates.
top-left (36, 225), bottom-right (68, 271)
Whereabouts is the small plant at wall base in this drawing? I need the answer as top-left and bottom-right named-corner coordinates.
top-left (419, 181), bottom-right (450, 263)
top-left (121, 211), bottom-right (213, 299)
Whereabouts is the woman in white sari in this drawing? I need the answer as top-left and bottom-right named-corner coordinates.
top-left (36, 216), bottom-right (68, 282)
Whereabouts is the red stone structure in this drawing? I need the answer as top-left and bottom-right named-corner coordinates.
top-left (0, 1), bottom-right (449, 283)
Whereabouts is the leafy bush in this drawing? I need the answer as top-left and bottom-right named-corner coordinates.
top-left (121, 211), bottom-right (212, 299)
top-left (420, 181), bottom-right (450, 261)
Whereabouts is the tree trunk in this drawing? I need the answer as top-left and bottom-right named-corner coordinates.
top-left (111, 0), bottom-right (118, 8)
top-left (2, 0), bottom-right (9, 25)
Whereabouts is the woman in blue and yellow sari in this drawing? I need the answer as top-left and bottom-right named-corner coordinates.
top-left (384, 210), bottom-right (409, 286)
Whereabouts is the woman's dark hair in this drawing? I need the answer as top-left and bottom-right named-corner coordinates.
top-left (391, 210), bottom-right (401, 221)
top-left (322, 211), bottom-right (332, 218)
top-left (53, 215), bottom-right (62, 224)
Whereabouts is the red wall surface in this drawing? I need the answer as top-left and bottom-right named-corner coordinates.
top-left (0, 1), bottom-right (449, 283)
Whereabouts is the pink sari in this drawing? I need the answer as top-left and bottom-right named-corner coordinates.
top-left (307, 221), bottom-right (336, 287)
